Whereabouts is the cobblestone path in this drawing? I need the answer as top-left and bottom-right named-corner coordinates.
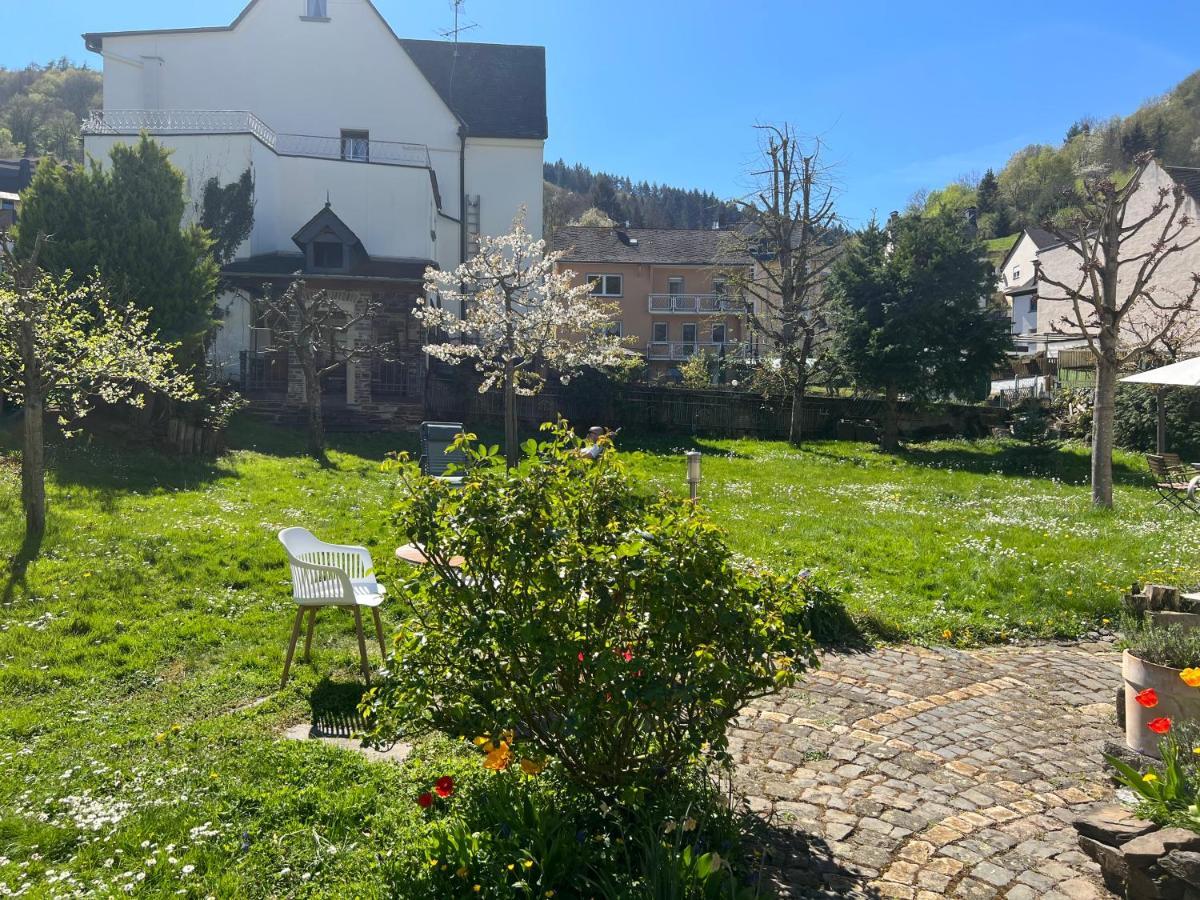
top-left (730, 642), bottom-right (1123, 898)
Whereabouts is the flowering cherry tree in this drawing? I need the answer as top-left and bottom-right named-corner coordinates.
top-left (0, 233), bottom-right (194, 539)
top-left (417, 210), bottom-right (626, 466)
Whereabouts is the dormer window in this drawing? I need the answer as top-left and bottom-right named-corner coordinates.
top-left (313, 241), bottom-right (345, 270)
top-left (303, 0), bottom-right (329, 20)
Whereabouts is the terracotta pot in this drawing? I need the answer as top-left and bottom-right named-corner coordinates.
top-left (1123, 650), bottom-right (1200, 758)
top-left (1148, 611), bottom-right (1200, 633)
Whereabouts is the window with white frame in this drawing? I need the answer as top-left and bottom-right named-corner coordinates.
top-left (587, 274), bottom-right (623, 297)
top-left (652, 322), bottom-right (668, 343)
top-left (341, 130), bottom-right (369, 162)
top-left (1012, 266), bottom-right (1021, 282)
top-left (667, 276), bottom-right (685, 295)
top-left (711, 323), bottom-right (726, 344)
top-left (681, 323), bottom-right (697, 345)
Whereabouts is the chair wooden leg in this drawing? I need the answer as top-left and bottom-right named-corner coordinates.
top-left (303, 608), bottom-right (317, 662)
top-left (371, 607), bottom-right (388, 662)
top-left (281, 607), bottom-right (305, 689)
top-left (352, 606), bottom-right (371, 683)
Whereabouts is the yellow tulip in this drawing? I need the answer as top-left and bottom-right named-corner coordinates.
top-left (1182, 668), bottom-right (1200, 688)
top-left (520, 757), bottom-right (546, 776)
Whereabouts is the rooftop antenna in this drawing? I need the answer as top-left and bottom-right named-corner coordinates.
top-left (438, 0), bottom-right (478, 108)
top-left (438, 0), bottom-right (478, 47)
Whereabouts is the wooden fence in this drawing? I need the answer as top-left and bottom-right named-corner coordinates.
top-left (427, 372), bottom-right (1007, 441)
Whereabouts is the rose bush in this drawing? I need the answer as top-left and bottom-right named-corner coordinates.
top-left (362, 421), bottom-right (817, 797)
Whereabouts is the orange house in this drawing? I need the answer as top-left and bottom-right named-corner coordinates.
top-left (548, 226), bottom-right (759, 378)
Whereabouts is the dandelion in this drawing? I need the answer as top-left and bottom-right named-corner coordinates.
top-left (1144, 772), bottom-right (1159, 782)
top-left (522, 860), bottom-right (534, 870)
top-left (941, 629), bottom-right (952, 640)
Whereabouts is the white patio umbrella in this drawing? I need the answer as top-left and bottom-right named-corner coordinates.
top-left (1121, 356), bottom-right (1200, 453)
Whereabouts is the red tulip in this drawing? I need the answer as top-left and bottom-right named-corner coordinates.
top-left (417, 792), bottom-right (434, 808)
top-left (434, 776), bottom-right (455, 798)
top-left (1148, 717), bottom-right (1172, 735)
top-left (1135, 689), bottom-right (1159, 708)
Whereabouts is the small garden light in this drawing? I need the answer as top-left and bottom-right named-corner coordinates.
top-left (686, 451), bottom-right (701, 502)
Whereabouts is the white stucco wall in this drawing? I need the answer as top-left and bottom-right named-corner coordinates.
top-left (998, 232), bottom-right (1039, 291)
top-left (464, 137), bottom-right (545, 239)
top-left (1010, 294), bottom-right (1038, 335)
top-left (1036, 162), bottom-right (1200, 348)
top-left (83, 132), bottom-right (441, 262)
top-left (92, 0), bottom-right (545, 251)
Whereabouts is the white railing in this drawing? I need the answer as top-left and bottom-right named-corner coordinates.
top-left (648, 293), bottom-right (743, 314)
top-left (645, 341), bottom-right (753, 361)
top-left (83, 110), bottom-right (431, 168)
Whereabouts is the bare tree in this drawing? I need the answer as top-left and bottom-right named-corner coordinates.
top-left (260, 279), bottom-right (384, 464)
top-left (721, 125), bottom-right (843, 443)
top-left (1036, 153), bottom-right (1200, 508)
top-left (0, 233), bottom-right (193, 540)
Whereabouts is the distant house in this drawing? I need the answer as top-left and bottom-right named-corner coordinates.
top-left (1036, 161), bottom-right (1200, 355)
top-left (0, 158), bottom-right (36, 231)
top-left (80, 0), bottom-right (547, 421)
top-left (995, 226), bottom-right (1060, 347)
top-left (547, 226), bottom-right (759, 378)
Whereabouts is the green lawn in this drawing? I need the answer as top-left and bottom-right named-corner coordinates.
top-left (0, 417), bottom-right (1195, 895)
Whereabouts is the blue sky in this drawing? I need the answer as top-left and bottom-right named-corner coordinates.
top-left (3, 0), bottom-right (1198, 225)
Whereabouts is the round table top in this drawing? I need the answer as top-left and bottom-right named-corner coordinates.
top-left (395, 543), bottom-right (466, 568)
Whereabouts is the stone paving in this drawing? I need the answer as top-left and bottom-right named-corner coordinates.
top-left (730, 641), bottom-right (1124, 898)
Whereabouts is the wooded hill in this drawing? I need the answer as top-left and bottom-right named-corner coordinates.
top-left (0, 60), bottom-right (100, 161)
top-left (544, 160), bottom-right (743, 232)
top-left (922, 69), bottom-right (1200, 240)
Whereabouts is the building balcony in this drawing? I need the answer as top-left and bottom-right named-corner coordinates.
top-left (648, 293), bottom-right (744, 314)
top-left (83, 110), bottom-right (432, 169)
top-left (645, 341), bottom-right (754, 361)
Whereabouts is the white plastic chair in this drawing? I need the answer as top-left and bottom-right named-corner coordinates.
top-left (277, 527), bottom-right (388, 687)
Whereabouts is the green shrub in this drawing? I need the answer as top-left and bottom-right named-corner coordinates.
top-left (363, 421), bottom-right (816, 797)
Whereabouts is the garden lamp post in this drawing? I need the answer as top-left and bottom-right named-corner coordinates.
top-left (686, 451), bottom-right (701, 502)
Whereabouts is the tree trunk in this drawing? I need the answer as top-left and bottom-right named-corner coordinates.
top-left (21, 391), bottom-right (46, 538)
top-left (1091, 356), bottom-right (1117, 508)
top-left (789, 375), bottom-right (807, 445)
top-left (503, 363), bottom-right (518, 468)
top-left (304, 364), bottom-right (327, 463)
top-left (880, 384), bottom-right (900, 452)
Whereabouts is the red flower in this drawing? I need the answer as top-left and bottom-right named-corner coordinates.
top-left (622, 648), bottom-right (634, 663)
top-left (1148, 717), bottom-right (1172, 735)
top-left (1136, 689), bottom-right (1159, 708)
top-left (435, 776), bottom-right (455, 798)
top-left (417, 792), bottom-right (434, 808)
top-left (578, 652), bottom-right (585, 663)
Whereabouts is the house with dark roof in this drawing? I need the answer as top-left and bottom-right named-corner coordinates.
top-left (548, 226), bottom-right (759, 376)
top-left (0, 158), bottom-right (36, 231)
top-left (995, 226), bottom-right (1062, 348)
top-left (81, 0), bottom-right (547, 420)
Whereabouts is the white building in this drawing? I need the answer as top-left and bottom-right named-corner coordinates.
top-left (81, 0), bottom-right (547, 420)
top-left (995, 226), bottom-right (1060, 349)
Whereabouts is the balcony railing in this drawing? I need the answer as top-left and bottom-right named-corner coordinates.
top-left (648, 293), bottom-right (744, 314)
top-left (83, 110), bottom-right (432, 169)
top-left (645, 341), bottom-right (754, 361)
